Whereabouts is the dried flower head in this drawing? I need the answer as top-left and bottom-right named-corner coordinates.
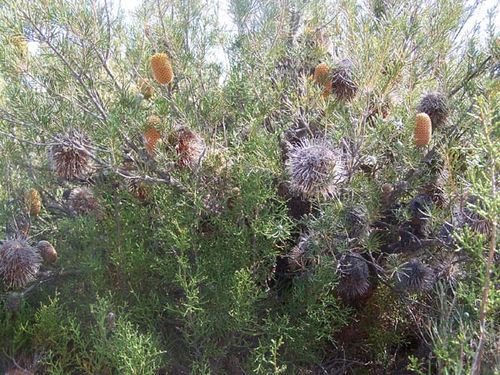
top-left (68, 187), bottom-right (100, 216)
top-left (329, 60), bottom-right (358, 101)
top-left (416, 92), bottom-right (449, 129)
top-left (170, 126), bottom-right (206, 169)
top-left (313, 63), bottom-right (330, 85)
top-left (49, 130), bottom-right (94, 181)
top-left (150, 53), bottom-right (174, 84)
top-left (138, 78), bottom-right (154, 99)
top-left (336, 254), bottom-right (370, 299)
top-left (0, 239), bottom-right (41, 288)
top-left (394, 259), bottom-right (434, 293)
top-left (414, 113), bottom-right (432, 147)
top-left (24, 188), bottom-right (42, 216)
top-left (286, 138), bottom-right (345, 198)
top-left (36, 240), bottom-right (57, 264)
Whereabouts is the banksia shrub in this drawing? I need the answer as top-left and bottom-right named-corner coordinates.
top-left (286, 138), bottom-right (345, 198)
top-left (150, 53), bottom-right (174, 84)
top-left (169, 126), bottom-right (206, 169)
top-left (24, 188), bottom-right (41, 216)
top-left (394, 259), bottom-right (434, 293)
top-left (138, 78), bottom-right (154, 99)
top-left (68, 187), bottom-right (100, 216)
top-left (336, 254), bottom-right (370, 300)
top-left (414, 113), bottom-right (432, 147)
top-left (313, 62), bottom-right (329, 85)
top-left (329, 60), bottom-right (358, 101)
top-left (0, 239), bottom-right (41, 288)
top-left (36, 240), bottom-right (57, 264)
top-left (48, 130), bottom-right (94, 181)
top-left (416, 92), bottom-right (449, 129)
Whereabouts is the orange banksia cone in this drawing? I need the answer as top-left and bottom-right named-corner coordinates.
top-left (144, 127), bottom-right (162, 154)
top-left (414, 113), bottom-right (432, 147)
top-left (25, 188), bottom-right (41, 216)
top-left (150, 53), bottom-right (174, 84)
top-left (313, 63), bottom-right (329, 85)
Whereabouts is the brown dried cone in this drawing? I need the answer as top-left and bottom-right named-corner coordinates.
top-left (138, 78), bottom-right (154, 99)
top-left (329, 60), bottom-right (358, 101)
top-left (36, 240), bottom-right (57, 264)
top-left (24, 188), bottom-right (42, 216)
top-left (48, 130), bottom-right (94, 181)
top-left (68, 187), bottom-right (100, 216)
top-left (336, 254), bottom-right (371, 300)
top-left (416, 92), bottom-right (449, 130)
top-left (414, 112), bottom-right (432, 147)
top-left (313, 62), bottom-right (329, 85)
top-left (150, 53), bottom-right (174, 84)
top-left (169, 126), bottom-right (206, 169)
top-left (0, 239), bottom-right (41, 288)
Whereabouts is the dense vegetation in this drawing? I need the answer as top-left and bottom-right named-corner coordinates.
top-left (0, 0), bottom-right (498, 374)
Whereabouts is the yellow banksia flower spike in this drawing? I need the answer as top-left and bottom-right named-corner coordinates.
top-left (313, 62), bottom-right (329, 85)
top-left (414, 113), bottom-right (432, 147)
top-left (25, 188), bottom-right (42, 216)
top-left (150, 53), bottom-right (174, 84)
top-left (144, 126), bottom-right (162, 154)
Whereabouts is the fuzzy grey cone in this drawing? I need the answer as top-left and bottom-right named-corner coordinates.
top-left (286, 138), bottom-right (346, 198)
top-left (395, 259), bottom-right (434, 293)
top-left (0, 239), bottom-right (41, 288)
top-left (48, 130), bottom-right (94, 180)
top-left (336, 254), bottom-right (370, 299)
top-left (68, 187), bottom-right (100, 215)
top-left (416, 92), bottom-right (449, 130)
top-left (329, 60), bottom-right (358, 102)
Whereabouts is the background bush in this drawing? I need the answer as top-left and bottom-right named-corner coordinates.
top-left (0, 0), bottom-right (498, 374)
